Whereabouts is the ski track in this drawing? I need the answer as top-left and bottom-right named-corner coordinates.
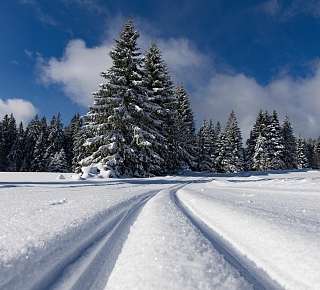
top-left (172, 190), bottom-right (282, 290)
top-left (1, 172), bottom-right (318, 289)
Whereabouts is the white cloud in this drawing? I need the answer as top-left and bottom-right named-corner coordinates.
top-left (38, 20), bottom-right (320, 139)
top-left (38, 26), bottom-right (205, 107)
top-left (194, 67), bottom-right (320, 139)
top-left (39, 39), bottom-right (112, 107)
top-left (0, 98), bottom-right (37, 124)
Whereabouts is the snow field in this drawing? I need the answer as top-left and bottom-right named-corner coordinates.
top-left (177, 171), bottom-right (320, 290)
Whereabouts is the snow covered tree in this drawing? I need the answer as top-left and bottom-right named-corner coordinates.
top-left (140, 43), bottom-right (176, 175)
top-left (0, 114), bottom-right (17, 171)
top-left (79, 20), bottom-right (147, 177)
top-left (45, 114), bottom-right (65, 167)
top-left (48, 149), bottom-right (68, 172)
top-left (312, 138), bottom-right (320, 169)
top-left (30, 117), bottom-right (48, 172)
top-left (296, 137), bottom-right (309, 169)
top-left (267, 110), bottom-right (285, 170)
top-left (282, 116), bottom-right (297, 169)
top-left (8, 122), bottom-right (25, 171)
top-left (64, 113), bottom-right (81, 171)
top-left (175, 86), bottom-right (197, 170)
top-left (246, 110), bottom-right (266, 170)
top-left (197, 120), bottom-right (213, 171)
top-left (253, 133), bottom-right (270, 171)
top-left (219, 111), bottom-right (244, 173)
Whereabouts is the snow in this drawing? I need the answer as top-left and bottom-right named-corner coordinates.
top-left (0, 170), bottom-right (319, 289)
top-left (177, 170), bottom-right (320, 290)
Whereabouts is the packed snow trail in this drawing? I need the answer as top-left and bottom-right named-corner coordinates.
top-left (105, 184), bottom-right (253, 290)
top-left (177, 171), bottom-right (320, 290)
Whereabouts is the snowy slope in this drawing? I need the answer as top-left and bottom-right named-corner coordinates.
top-left (0, 171), bottom-right (319, 289)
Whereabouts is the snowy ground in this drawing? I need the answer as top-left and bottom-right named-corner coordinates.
top-left (0, 170), bottom-right (319, 290)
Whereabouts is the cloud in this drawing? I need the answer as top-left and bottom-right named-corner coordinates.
top-left (194, 66), bottom-right (320, 139)
top-left (38, 39), bottom-right (111, 107)
top-left (0, 98), bottom-right (37, 124)
top-left (38, 23), bottom-right (206, 107)
top-left (37, 19), bottom-right (320, 139)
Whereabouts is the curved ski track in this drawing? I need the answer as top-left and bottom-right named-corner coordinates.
top-left (7, 179), bottom-right (284, 290)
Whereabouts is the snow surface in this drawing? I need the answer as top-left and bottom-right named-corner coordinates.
top-left (0, 170), bottom-right (319, 289)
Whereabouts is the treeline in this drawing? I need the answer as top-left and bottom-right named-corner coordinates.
top-left (0, 113), bottom-right (81, 172)
top-left (1, 20), bottom-right (319, 176)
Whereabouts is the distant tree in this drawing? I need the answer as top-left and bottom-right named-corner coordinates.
top-left (175, 86), bottom-right (197, 170)
top-left (197, 120), bottom-right (213, 171)
top-left (219, 111), bottom-right (244, 173)
top-left (296, 137), bottom-right (309, 169)
top-left (8, 122), bottom-right (25, 171)
top-left (0, 114), bottom-right (17, 171)
top-left (64, 113), bottom-right (81, 171)
top-left (281, 116), bottom-right (297, 169)
top-left (48, 149), bottom-right (68, 172)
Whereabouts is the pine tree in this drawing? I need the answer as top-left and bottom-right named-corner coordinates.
top-left (48, 149), bottom-right (68, 172)
top-left (253, 133), bottom-right (270, 171)
top-left (313, 138), bottom-right (320, 169)
top-left (219, 111), bottom-right (244, 173)
top-left (139, 43), bottom-right (175, 175)
top-left (45, 114), bottom-right (65, 168)
top-left (30, 117), bottom-right (48, 172)
top-left (197, 120), bottom-right (213, 171)
top-left (64, 113), bottom-right (81, 171)
top-left (282, 116), bottom-right (297, 169)
top-left (296, 137), bottom-right (309, 169)
top-left (267, 110), bottom-right (285, 170)
top-left (8, 122), bottom-right (25, 171)
top-left (0, 114), bottom-right (17, 171)
top-left (175, 86), bottom-right (197, 170)
top-left (80, 20), bottom-right (146, 177)
top-left (246, 110), bottom-right (266, 170)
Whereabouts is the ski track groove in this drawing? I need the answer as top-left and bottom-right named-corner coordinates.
top-left (172, 186), bottom-right (284, 290)
top-left (22, 183), bottom-right (182, 290)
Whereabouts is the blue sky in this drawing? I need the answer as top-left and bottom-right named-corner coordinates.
top-left (1, 0), bottom-right (320, 138)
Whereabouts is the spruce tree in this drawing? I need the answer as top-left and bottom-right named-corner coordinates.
top-left (0, 114), bottom-right (17, 171)
top-left (8, 122), bottom-right (25, 171)
top-left (80, 20), bottom-right (147, 177)
top-left (267, 110), bottom-right (285, 170)
top-left (282, 116), bottom-right (297, 169)
top-left (140, 43), bottom-right (175, 175)
top-left (48, 148), bottom-right (68, 172)
top-left (197, 120), bottom-right (213, 171)
top-left (296, 137), bottom-right (309, 169)
top-left (246, 110), bottom-right (266, 170)
top-left (64, 113), bottom-right (81, 171)
top-left (253, 133), bottom-right (269, 171)
top-left (175, 86), bottom-right (197, 170)
top-left (219, 111), bottom-right (244, 173)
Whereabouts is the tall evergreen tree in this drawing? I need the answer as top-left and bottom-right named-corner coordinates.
top-left (267, 110), bottom-right (285, 169)
top-left (64, 113), bottom-right (81, 171)
top-left (175, 86), bottom-right (197, 170)
top-left (140, 43), bottom-right (175, 175)
top-left (197, 120), bottom-right (213, 171)
top-left (282, 116), bottom-right (297, 169)
top-left (246, 110), bottom-right (266, 170)
top-left (0, 114), bottom-right (17, 171)
top-left (8, 122), bottom-right (25, 171)
top-left (79, 20), bottom-right (147, 177)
